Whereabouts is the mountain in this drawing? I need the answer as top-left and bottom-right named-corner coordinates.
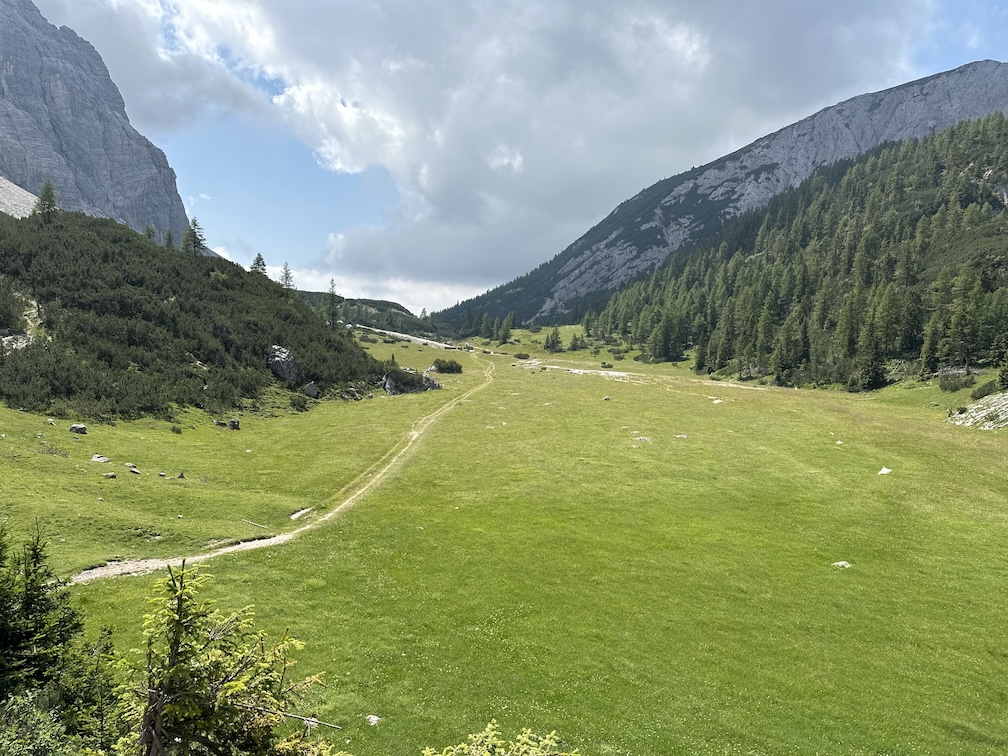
top-left (440, 60), bottom-right (1008, 325)
top-left (596, 112), bottom-right (1008, 388)
top-left (0, 0), bottom-right (188, 242)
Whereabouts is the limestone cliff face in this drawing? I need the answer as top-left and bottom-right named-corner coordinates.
top-left (451, 60), bottom-right (1008, 321)
top-left (0, 0), bottom-right (188, 240)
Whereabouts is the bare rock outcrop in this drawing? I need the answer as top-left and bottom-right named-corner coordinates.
top-left (0, 0), bottom-right (188, 241)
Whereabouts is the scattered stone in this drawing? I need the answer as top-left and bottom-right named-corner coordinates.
top-left (130, 468), bottom-right (141, 475)
top-left (159, 472), bottom-right (166, 477)
top-left (836, 441), bottom-right (844, 445)
top-left (832, 561), bottom-right (852, 569)
top-left (103, 472), bottom-right (116, 479)
top-left (178, 471), bottom-right (185, 479)
top-left (177, 514), bottom-right (184, 519)
top-left (125, 462), bottom-right (136, 469)
top-left (676, 434), bottom-right (688, 439)
top-left (228, 418), bottom-right (240, 431)
top-left (878, 467), bottom-right (892, 475)
top-left (69, 423), bottom-right (87, 434)
top-left (302, 381), bottom-right (319, 399)
top-left (98, 497), bottom-right (103, 502)
top-left (213, 418), bottom-right (225, 427)
top-left (603, 396), bottom-right (611, 401)
top-left (91, 454), bottom-right (110, 463)
top-left (366, 715), bottom-right (382, 726)
top-left (47, 418), bottom-right (55, 426)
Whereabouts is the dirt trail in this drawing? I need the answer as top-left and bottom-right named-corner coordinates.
top-left (72, 355), bottom-right (496, 584)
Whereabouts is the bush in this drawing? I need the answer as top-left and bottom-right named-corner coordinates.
top-left (939, 374), bottom-right (975, 392)
top-left (290, 393), bottom-right (308, 411)
top-left (171, 425), bottom-right (183, 435)
top-left (513, 353), bottom-right (530, 360)
top-left (431, 358), bottom-right (463, 373)
top-left (970, 380), bottom-right (1000, 401)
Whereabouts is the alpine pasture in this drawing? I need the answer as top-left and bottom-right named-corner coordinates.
top-left (4, 333), bottom-right (1006, 754)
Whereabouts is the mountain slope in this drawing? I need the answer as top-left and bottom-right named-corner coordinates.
top-left (0, 211), bottom-right (384, 419)
top-left (441, 60), bottom-right (1008, 324)
top-left (0, 0), bottom-right (188, 242)
top-left (0, 176), bottom-right (37, 218)
top-left (596, 112), bottom-right (1008, 388)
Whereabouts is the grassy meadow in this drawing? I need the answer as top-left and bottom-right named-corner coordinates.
top-left (4, 332), bottom-right (1008, 754)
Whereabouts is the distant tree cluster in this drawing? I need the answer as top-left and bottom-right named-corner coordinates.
top-left (596, 113), bottom-right (1008, 388)
top-left (461, 310), bottom-right (517, 344)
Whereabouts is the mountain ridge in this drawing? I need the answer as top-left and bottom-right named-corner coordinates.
top-left (0, 0), bottom-right (189, 241)
top-left (441, 59), bottom-right (1008, 324)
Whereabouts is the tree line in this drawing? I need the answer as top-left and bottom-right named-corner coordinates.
top-left (590, 113), bottom-right (1008, 388)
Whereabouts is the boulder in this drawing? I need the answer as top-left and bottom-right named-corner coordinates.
top-left (302, 381), bottom-right (319, 399)
top-left (103, 472), bottom-right (116, 479)
top-left (267, 345), bottom-right (301, 383)
top-left (90, 454), bottom-right (110, 463)
top-left (228, 418), bottom-right (240, 431)
top-left (69, 423), bottom-right (87, 434)
top-left (383, 369), bottom-right (442, 396)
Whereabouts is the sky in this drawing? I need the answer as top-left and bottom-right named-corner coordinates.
top-left (31, 0), bottom-right (1008, 315)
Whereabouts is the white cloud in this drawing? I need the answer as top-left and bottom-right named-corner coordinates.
top-left (487, 145), bottom-right (523, 174)
top-left (35, 0), bottom-right (963, 310)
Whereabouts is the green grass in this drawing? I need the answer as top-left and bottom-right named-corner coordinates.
top-left (7, 338), bottom-right (1008, 753)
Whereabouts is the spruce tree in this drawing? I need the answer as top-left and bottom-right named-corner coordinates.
top-left (31, 181), bottom-right (58, 224)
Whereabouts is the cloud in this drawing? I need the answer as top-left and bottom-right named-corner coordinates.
top-left (34, 0), bottom-right (951, 312)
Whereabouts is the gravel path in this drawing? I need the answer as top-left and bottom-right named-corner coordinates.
top-left (72, 355), bottom-right (496, 584)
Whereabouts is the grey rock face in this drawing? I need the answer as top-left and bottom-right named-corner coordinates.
top-left (0, 175), bottom-right (37, 218)
top-left (267, 345), bottom-right (302, 383)
top-left (461, 60), bottom-right (1008, 320)
top-left (0, 0), bottom-right (188, 241)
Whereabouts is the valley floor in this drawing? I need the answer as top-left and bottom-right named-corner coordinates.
top-left (3, 340), bottom-right (1006, 754)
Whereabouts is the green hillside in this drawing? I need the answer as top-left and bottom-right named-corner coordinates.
top-left (0, 212), bottom-right (385, 419)
top-left (596, 113), bottom-right (1008, 387)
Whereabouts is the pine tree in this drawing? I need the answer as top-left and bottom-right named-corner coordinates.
top-left (280, 262), bottom-right (294, 290)
top-left (251, 253), bottom-right (267, 274)
top-left (181, 218), bottom-right (206, 256)
top-left (479, 313), bottom-right (493, 339)
top-left (327, 278), bottom-right (339, 329)
top-left (31, 181), bottom-right (58, 225)
top-left (544, 326), bottom-right (563, 353)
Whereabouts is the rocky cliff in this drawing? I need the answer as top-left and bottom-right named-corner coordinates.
top-left (445, 60), bottom-right (1008, 322)
top-left (0, 0), bottom-right (188, 241)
